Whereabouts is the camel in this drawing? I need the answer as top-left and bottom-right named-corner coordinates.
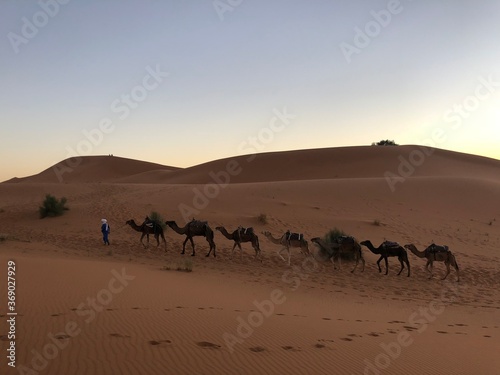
top-left (311, 236), bottom-right (365, 273)
top-left (165, 219), bottom-right (216, 257)
top-left (215, 226), bottom-right (262, 261)
top-left (125, 218), bottom-right (166, 251)
top-left (404, 243), bottom-right (460, 281)
top-left (262, 230), bottom-right (309, 266)
top-left (360, 240), bottom-right (410, 277)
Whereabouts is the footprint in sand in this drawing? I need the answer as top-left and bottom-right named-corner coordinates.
top-left (196, 341), bottom-right (221, 349)
top-left (483, 335), bottom-right (492, 338)
top-left (367, 332), bottom-right (381, 337)
top-left (340, 338), bottom-right (353, 342)
top-left (455, 323), bottom-right (468, 327)
top-left (282, 346), bottom-right (301, 352)
top-left (322, 318), bottom-right (331, 321)
top-left (404, 326), bottom-right (418, 332)
top-left (51, 313), bottom-right (63, 317)
top-left (54, 334), bottom-right (70, 340)
top-left (149, 339), bottom-right (172, 346)
top-left (0, 335), bottom-right (10, 341)
top-left (436, 331), bottom-right (448, 334)
top-left (276, 313), bottom-right (285, 316)
top-left (314, 343), bottom-right (326, 349)
top-left (249, 346), bottom-right (266, 352)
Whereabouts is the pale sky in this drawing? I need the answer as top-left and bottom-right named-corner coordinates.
top-left (1, 0), bottom-right (500, 182)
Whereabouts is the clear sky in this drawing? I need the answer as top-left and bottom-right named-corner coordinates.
top-left (1, 0), bottom-right (500, 181)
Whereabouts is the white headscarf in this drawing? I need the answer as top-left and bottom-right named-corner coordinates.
top-left (101, 219), bottom-right (107, 224)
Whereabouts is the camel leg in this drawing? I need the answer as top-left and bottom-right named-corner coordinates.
top-left (351, 255), bottom-right (359, 273)
top-left (230, 243), bottom-right (237, 259)
top-left (442, 262), bottom-right (451, 280)
top-left (397, 257), bottom-right (404, 276)
top-left (140, 233), bottom-right (148, 249)
top-left (360, 255), bottom-right (365, 272)
top-left (376, 256), bottom-right (383, 273)
top-left (427, 261), bottom-right (434, 279)
top-left (237, 243), bottom-right (243, 260)
top-left (384, 257), bottom-right (389, 275)
top-left (287, 247), bottom-right (291, 266)
top-left (205, 241), bottom-right (216, 257)
top-left (181, 237), bottom-right (189, 255)
top-left (189, 237), bottom-right (196, 256)
top-left (161, 233), bottom-right (167, 252)
top-left (406, 260), bottom-right (410, 277)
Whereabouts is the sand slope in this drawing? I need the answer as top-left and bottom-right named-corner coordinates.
top-left (0, 146), bottom-right (499, 374)
top-left (4, 146), bottom-right (500, 185)
top-left (4, 155), bottom-right (179, 184)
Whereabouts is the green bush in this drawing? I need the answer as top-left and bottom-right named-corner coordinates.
top-left (39, 194), bottom-right (69, 218)
top-left (148, 211), bottom-right (166, 229)
top-left (372, 139), bottom-right (398, 146)
top-left (323, 228), bottom-right (357, 261)
top-left (257, 213), bottom-right (268, 225)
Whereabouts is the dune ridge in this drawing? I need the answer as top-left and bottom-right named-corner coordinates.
top-left (4, 146), bottom-right (500, 185)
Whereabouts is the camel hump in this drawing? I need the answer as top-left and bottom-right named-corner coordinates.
top-left (382, 241), bottom-right (400, 249)
top-left (286, 232), bottom-right (303, 241)
top-left (428, 243), bottom-right (449, 253)
top-left (240, 227), bottom-right (254, 235)
top-left (338, 235), bottom-right (355, 244)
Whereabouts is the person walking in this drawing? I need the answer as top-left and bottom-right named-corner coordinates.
top-left (101, 219), bottom-right (110, 245)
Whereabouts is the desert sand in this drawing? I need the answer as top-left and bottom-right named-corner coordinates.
top-left (0, 145), bottom-right (499, 375)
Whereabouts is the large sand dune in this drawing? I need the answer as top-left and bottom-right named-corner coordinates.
top-left (0, 146), bottom-right (499, 374)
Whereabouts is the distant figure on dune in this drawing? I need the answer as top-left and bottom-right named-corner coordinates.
top-left (101, 219), bottom-right (110, 245)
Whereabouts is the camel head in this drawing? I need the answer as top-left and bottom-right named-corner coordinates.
top-left (310, 237), bottom-right (321, 244)
top-left (125, 219), bottom-right (134, 225)
top-left (359, 240), bottom-right (371, 247)
top-left (404, 244), bottom-right (416, 251)
top-left (165, 221), bottom-right (176, 227)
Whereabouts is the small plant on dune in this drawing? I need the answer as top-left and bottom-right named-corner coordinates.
top-left (257, 213), bottom-right (268, 225)
top-left (0, 233), bottom-right (9, 242)
top-left (0, 208), bottom-right (5, 213)
top-left (322, 228), bottom-right (357, 261)
top-left (372, 139), bottom-right (398, 146)
top-left (148, 211), bottom-right (166, 229)
top-left (177, 259), bottom-right (193, 273)
top-left (163, 259), bottom-right (193, 273)
top-left (39, 194), bottom-right (69, 218)
top-left (372, 219), bottom-right (381, 226)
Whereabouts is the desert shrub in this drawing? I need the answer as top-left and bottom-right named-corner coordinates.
top-left (0, 233), bottom-right (8, 242)
top-left (257, 213), bottom-right (268, 225)
top-left (322, 228), bottom-right (357, 261)
top-left (372, 219), bottom-right (381, 226)
top-left (148, 211), bottom-right (166, 229)
top-left (372, 139), bottom-right (398, 146)
top-left (163, 259), bottom-right (193, 273)
top-left (39, 194), bottom-right (68, 218)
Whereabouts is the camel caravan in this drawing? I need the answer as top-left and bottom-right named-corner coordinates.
top-left (125, 217), bottom-right (460, 281)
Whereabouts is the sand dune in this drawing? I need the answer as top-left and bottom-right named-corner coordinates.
top-left (0, 146), bottom-right (499, 374)
top-left (4, 146), bottom-right (500, 185)
top-left (4, 155), bottom-right (178, 184)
